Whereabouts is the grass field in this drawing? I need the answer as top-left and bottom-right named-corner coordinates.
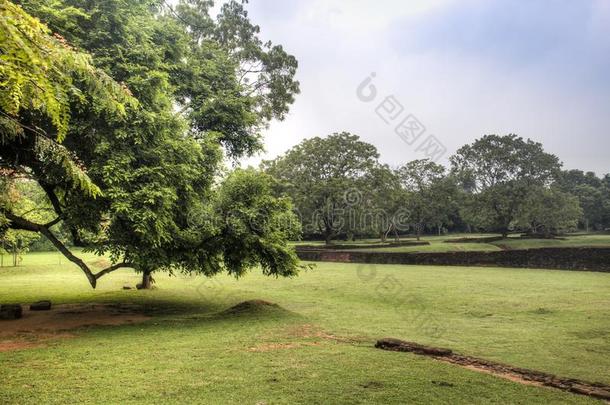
top-left (1, 252), bottom-right (609, 404)
top-left (492, 234), bottom-right (610, 250)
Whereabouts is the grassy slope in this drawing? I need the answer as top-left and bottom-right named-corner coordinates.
top-left (0, 252), bottom-right (608, 404)
top-left (494, 234), bottom-right (610, 250)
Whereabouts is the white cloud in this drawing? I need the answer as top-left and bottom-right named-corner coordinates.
top-left (239, 0), bottom-right (610, 174)
top-left (301, 0), bottom-right (457, 31)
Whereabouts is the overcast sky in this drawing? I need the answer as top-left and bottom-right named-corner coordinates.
top-left (235, 0), bottom-right (610, 175)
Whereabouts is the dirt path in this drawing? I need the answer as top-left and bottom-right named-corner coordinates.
top-left (376, 338), bottom-right (610, 402)
top-left (0, 303), bottom-right (150, 352)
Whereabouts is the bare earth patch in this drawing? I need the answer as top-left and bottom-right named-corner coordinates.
top-left (0, 303), bottom-right (150, 352)
top-left (0, 340), bottom-right (42, 352)
top-left (247, 342), bottom-right (322, 352)
top-left (284, 323), bottom-right (366, 344)
top-left (245, 323), bottom-right (368, 353)
top-left (247, 323), bottom-right (369, 353)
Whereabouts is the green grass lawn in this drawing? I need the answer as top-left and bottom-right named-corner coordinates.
top-left (493, 234), bottom-right (610, 250)
top-left (350, 242), bottom-right (503, 253)
top-left (1, 252), bottom-right (609, 404)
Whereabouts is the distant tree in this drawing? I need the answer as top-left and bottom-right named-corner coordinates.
top-left (556, 170), bottom-right (605, 231)
top-left (365, 165), bottom-right (403, 241)
top-left (451, 135), bottom-right (562, 237)
top-left (396, 159), bottom-right (457, 240)
top-left (0, 179), bottom-right (45, 266)
top-left (263, 132), bottom-right (380, 244)
top-left (574, 185), bottom-right (604, 232)
top-left (427, 176), bottom-right (460, 236)
top-left (603, 174), bottom-right (610, 230)
top-left (515, 186), bottom-right (582, 237)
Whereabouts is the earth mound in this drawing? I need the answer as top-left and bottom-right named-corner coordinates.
top-left (220, 300), bottom-right (285, 316)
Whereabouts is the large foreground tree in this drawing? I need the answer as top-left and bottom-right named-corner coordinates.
top-left (2, 1), bottom-right (302, 288)
top-left (0, 1), bottom-right (138, 283)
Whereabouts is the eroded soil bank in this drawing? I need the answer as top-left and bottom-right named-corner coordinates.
top-left (376, 338), bottom-right (610, 402)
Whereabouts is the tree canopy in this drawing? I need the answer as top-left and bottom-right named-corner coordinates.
top-left (263, 132), bottom-right (381, 244)
top-left (451, 134), bottom-right (564, 237)
top-left (1, 1), bottom-right (302, 288)
top-left (396, 159), bottom-right (458, 240)
top-left (0, 0), bottom-right (136, 196)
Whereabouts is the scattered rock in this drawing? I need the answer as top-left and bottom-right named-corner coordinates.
top-left (432, 380), bottom-right (455, 388)
top-left (123, 285), bottom-right (132, 290)
top-left (360, 381), bottom-right (384, 389)
top-left (0, 304), bottom-right (23, 320)
top-left (375, 338), bottom-right (453, 356)
top-left (30, 301), bottom-right (52, 311)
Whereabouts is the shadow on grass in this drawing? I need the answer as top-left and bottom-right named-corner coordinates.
top-left (103, 297), bottom-right (302, 333)
top-left (0, 298), bottom-right (303, 352)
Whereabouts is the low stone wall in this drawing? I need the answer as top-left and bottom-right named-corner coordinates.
top-left (297, 241), bottom-right (429, 251)
top-left (295, 247), bottom-right (610, 272)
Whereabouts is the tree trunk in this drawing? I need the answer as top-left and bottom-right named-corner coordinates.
top-left (323, 219), bottom-right (337, 245)
top-left (139, 269), bottom-right (154, 289)
top-left (382, 222), bottom-right (393, 242)
top-left (416, 224), bottom-right (422, 241)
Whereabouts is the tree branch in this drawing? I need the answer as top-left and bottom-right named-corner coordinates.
top-left (39, 183), bottom-right (63, 217)
top-left (94, 262), bottom-right (134, 280)
top-left (44, 216), bottom-right (62, 228)
top-left (3, 209), bottom-right (133, 288)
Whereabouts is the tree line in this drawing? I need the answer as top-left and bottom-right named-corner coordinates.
top-left (263, 132), bottom-right (610, 244)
